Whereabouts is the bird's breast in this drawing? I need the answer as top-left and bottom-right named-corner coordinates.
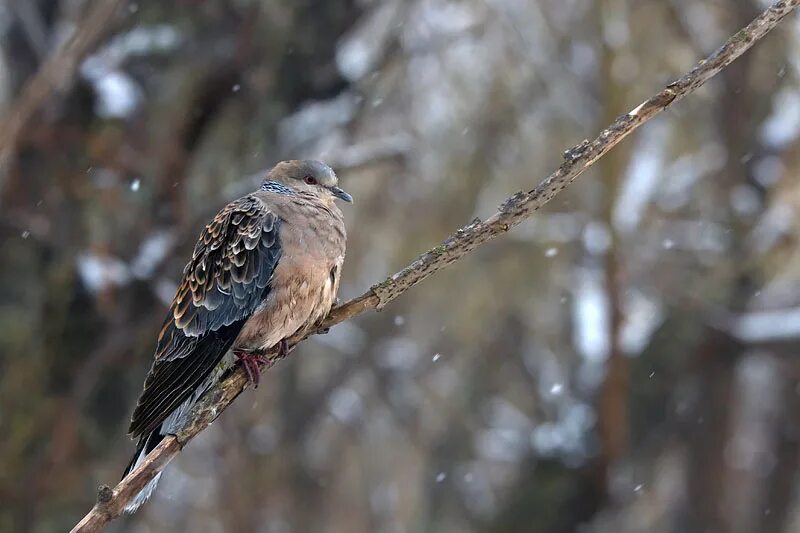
top-left (234, 219), bottom-right (345, 353)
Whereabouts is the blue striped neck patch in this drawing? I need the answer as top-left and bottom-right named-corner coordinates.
top-left (260, 181), bottom-right (296, 195)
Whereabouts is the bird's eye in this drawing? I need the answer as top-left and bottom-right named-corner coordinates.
top-left (303, 175), bottom-right (317, 185)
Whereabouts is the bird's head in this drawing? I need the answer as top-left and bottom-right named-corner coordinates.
top-left (264, 159), bottom-right (353, 204)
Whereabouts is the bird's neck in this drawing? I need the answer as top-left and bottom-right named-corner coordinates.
top-left (297, 191), bottom-right (340, 213)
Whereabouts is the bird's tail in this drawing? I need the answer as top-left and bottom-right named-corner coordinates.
top-left (122, 352), bottom-right (234, 513)
top-left (122, 429), bottom-right (165, 514)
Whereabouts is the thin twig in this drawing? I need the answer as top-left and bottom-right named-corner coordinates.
top-left (70, 1), bottom-right (800, 531)
top-left (0, 0), bottom-right (126, 161)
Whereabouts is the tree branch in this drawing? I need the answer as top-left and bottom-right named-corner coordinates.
top-left (0, 0), bottom-right (126, 161)
top-left (70, 1), bottom-right (800, 531)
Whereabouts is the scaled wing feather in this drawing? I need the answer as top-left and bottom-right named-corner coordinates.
top-left (128, 195), bottom-right (281, 437)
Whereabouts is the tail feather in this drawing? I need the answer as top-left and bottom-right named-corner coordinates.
top-left (122, 350), bottom-right (235, 513)
top-left (123, 430), bottom-right (165, 514)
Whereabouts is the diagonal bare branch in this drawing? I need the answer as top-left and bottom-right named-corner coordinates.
top-left (0, 0), bottom-right (126, 161)
top-left (70, 1), bottom-right (800, 531)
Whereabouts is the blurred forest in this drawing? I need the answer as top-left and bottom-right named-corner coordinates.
top-left (1, 0), bottom-right (800, 532)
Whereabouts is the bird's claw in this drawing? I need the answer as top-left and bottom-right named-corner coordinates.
top-left (234, 349), bottom-right (269, 388)
top-left (277, 339), bottom-right (289, 358)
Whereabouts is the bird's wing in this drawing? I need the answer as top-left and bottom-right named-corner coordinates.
top-left (128, 194), bottom-right (281, 437)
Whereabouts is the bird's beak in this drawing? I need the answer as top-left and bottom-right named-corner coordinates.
top-left (331, 186), bottom-right (353, 203)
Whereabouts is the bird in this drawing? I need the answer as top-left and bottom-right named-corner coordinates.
top-left (122, 160), bottom-right (352, 513)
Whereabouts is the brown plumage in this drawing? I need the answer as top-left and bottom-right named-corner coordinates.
top-left (123, 160), bottom-right (351, 512)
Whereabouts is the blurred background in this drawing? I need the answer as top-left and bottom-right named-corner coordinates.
top-left (1, 0), bottom-right (800, 532)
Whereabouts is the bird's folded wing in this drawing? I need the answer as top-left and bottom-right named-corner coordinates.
top-left (128, 195), bottom-right (282, 437)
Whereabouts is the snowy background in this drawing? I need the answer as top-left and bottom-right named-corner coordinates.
top-left (1, 1), bottom-right (800, 532)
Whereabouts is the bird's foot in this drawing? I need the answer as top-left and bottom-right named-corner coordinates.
top-left (234, 349), bottom-right (269, 388)
top-left (277, 339), bottom-right (289, 358)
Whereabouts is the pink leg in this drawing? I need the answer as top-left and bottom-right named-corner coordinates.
top-left (234, 349), bottom-right (269, 388)
top-left (278, 339), bottom-right (289, 358)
